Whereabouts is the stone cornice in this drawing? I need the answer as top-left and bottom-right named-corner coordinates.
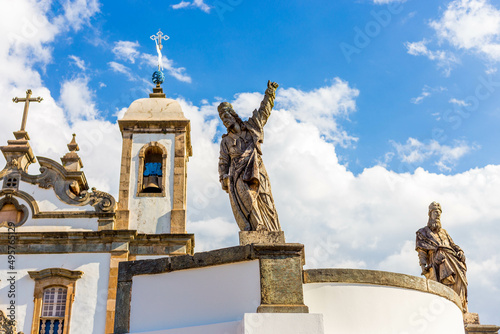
top-left (117, 243), bottom-right (304, 282)
top-left (0, 230), bottom-right (195, 255)
top-left (28, 267), bottom-right (83, 281)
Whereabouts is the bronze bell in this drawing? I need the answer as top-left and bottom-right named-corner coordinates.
top-left (143, 175), bottom-right (161, 193)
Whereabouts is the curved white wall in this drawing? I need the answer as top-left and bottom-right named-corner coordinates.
top-left (130, 260), bottom-right (261, 333)
top-left (304, 283), bottom-right (465, 334)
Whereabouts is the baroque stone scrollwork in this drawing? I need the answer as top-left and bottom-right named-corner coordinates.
top-left (0, 310), bottom-right (22, 334)
top-left (88, 187), bottom-right (116, 213)
top-left (0, 153), bottom-right (116, 230)
top-left (18, 157), bottom-right (116, 213)
top-left (0, 194), bottom-right (29, 228)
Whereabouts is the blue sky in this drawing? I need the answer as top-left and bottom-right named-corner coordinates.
top-left (1, 0), bottom-right (500, 326)
top-left (34, 0), bottom-right (500, 175)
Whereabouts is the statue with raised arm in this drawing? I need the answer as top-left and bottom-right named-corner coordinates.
top-left (218, 81), bottom-right (281, 232)
top-left (416, 202), bottom-right (468, 312)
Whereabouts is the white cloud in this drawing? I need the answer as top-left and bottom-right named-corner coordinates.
top-left (430, 0), bottom-right (500, 61)
top-left (56, 0), bottom-right (100, 32)
top-left (378, 240), bottom-right (420, 275)
top-left (0, 0), bottom-right (120, 194)
top-left (411, 91), bottom-right (431, 104)
top-left (69, 55), bottom-right (86, 71)
top-left (59, 76), bottom-right (97, 122)
top-left (141, 53), bottom-right (192, 83)
top-left (171, 0), bottom-right (211, 13)
top-left (486, 66), bottom-right (498, 74)
top-left (1, 0), bottom-right (500, 325)
top-left (449, 98), bottom-right (470, 106)
top-left (406, 40), bottom-right (460, 76)
top-left (109, 40), bottom-right (192, 84)
top-left (389, 137), bottom-right (478, 171)
top-left (410, 85), bottom-right (446, 104)
top-left (108, 61), bottom-right (136, 81)
top-left (172, 1), bottom-right (191, 9)
top-left (276, 78), bottom-right (359, 147)
top-left (112, 41), bottom-right (140, 63)
top-left (178, 88), bottom-right (500, 322)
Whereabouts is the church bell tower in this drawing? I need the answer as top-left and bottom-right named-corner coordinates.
top-left (115, 30), bottom-right (192, 234)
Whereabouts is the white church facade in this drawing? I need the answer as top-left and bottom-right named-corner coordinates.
top-left (0, 86), bottom-right (498, 334)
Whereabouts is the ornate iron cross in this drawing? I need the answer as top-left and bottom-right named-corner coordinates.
top-left (150, 29), bottom-right (170, 71)
top-left (12, 89), bottom-right (43, 132)
top-left (150, 29), bottom-right (169, 51)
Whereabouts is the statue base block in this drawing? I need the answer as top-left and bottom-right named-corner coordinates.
top-left (239, 231), bottom-right (285, 245)
top-left (465, 324), bottom-right (500, 334)
top-left (464, 312), bottom-right (480, 325)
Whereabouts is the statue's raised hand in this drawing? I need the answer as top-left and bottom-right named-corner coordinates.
top-left (267, 80), bottom-right (279, 90)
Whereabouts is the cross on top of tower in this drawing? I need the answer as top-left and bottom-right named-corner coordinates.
top-left (150, 29), bottom-right (169, 52)
top-left (150, 29), bottom-right (170, 72)
top-left (12, 89), bottom-right (43, 139)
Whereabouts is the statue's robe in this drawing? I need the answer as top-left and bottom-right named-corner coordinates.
top-left (218, 94), bottom-right (280, 232)
top-left (416, 226), bottom-right (468, 311)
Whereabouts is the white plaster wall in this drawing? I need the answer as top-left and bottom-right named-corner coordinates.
top-left (304, 283), bottom-right (465, 334)
top-left (14, 219), bottom-right (98, 232)
top-left (130, 260), bottom-right (261, 333)
top-left (240, 313), bottom-right (324, 334)
top-left (130, 313), bottom-right (325, 334)
top-left (0, 253), bottom-right (111, 334)
top-left (2, 193), bottom-right (99, 231)
top-left (130, 320), bottom-right (241, 334)
top-left (128, 133), bottom-right (175, 234)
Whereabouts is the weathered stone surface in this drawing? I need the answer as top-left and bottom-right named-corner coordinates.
top-left (239, 231), bottom-right (285, 245)
top-left (464, 312), bottom-right (480, 325)
top-left (114, 243), bottom-right (308, 331)
top-left (259, 255), bottom-right (307, 312)
top-left (465, 324), bottom-right (500, 334)
top-left (303, 268), bottom-right (463, 310)
top-left (256, 305), bottom-right (309, 313)
top-left (218, 81), bottom-right (281, 232)
top-left (416, 201), bottom-right (468, 312)
top-left (114, 281), bottom-right (132, 334)
top-left (0, 230), bottom-right (194, 256)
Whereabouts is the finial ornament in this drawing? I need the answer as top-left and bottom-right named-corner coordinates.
top-left (12, 89), bottom-right (43, 133)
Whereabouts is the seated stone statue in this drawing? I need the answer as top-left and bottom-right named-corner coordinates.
top-left (416, 201), bottom-right (468, 312)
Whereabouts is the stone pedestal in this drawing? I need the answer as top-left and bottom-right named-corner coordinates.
top-left (464, 312), bottom-right (500, 334)
top-left (464, 312), bottom-right (480, 325)
top-left (253, 244), bottom-right (308, 314)
top-left (239, 231), bottom-right (285, 245)
top-left (465, 324), bottom-right (500, 334)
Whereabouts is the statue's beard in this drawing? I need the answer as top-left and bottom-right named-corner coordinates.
top-left (428, 218), bottom-right (441, 232)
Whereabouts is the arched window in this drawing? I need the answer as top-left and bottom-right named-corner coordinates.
top-left (143, 146), bottom-right (163, 193)
top-left (28, 268), bottom-right (83, 334)
top-left (40, 286), bottom-right (67, 333)
top-left (137, 142), bottom-right (167, 197)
